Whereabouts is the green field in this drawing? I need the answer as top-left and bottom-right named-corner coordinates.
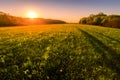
top-left (0, 24), bottom-right (120, 80)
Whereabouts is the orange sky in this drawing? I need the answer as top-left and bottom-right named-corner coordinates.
top-left (0, 0), bottom-right (120, 23)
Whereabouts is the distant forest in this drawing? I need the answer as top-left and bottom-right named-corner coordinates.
top-left (79, 12), bottom-right (120, 28)
top-left (0, 11), bottom-right (120, 28)
top-left (0, 11), bottom-right (66, 26)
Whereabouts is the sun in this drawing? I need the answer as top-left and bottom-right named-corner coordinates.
top-left (27, 11), bottom-right (37, 18)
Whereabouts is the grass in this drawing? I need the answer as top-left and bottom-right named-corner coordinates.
top-left (0, 24), bottom-right (120, 80)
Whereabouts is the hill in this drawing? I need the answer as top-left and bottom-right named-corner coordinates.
top-left (0, 24), bottom-right (120, 79)
top-left (0, 11), bottom-right (66, 26)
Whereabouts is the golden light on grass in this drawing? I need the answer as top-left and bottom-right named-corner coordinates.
top-left (27, 11), bottom-right (37, 18)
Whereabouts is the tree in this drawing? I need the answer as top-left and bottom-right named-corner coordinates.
top-left (79, 18), bottom-right (87, 24)
top-left (96, 12), bottom-right (107, 16)
top-left (93, 17), bottom-right (102, 25)
top-left (104, 18), bottom-right (120, 28)
top-left (79, 12), bottom-right (120, 28)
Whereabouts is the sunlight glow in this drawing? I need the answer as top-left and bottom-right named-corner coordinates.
top-left (27, 11), bottom-right (37, 18)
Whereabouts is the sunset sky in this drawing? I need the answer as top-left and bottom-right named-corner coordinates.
top-left (0, 0), bottom-right (120, 22)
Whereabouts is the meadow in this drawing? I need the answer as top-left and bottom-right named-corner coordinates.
top-left (0, 24), bottom-right (120, 80)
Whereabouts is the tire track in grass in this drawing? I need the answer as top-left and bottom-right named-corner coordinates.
top-left (81, 27), bottom-right (120, 53)
top-left (90, 30), bottom-right (120, 53)
top-left (77, 27), bottom-right (120, 76)
top-left (83, 26), bottom-right (120, 44)
top-left (93, 31), bottom-right (120, 43)
top-left (78, 27), bottom-right (120, 54)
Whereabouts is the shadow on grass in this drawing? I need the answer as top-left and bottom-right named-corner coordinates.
top-left (77, 27), bottom-right (120, 76)
top-left (93, 30), bottom-right (120, 43)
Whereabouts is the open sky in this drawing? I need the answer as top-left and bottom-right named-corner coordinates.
top-left (0, 0), bottom-right (120, 22)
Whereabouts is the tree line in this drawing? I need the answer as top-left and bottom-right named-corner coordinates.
top-left (79, 12), bottom-right (120, 28)
top-left (0, 11), bottom-right (66, 26)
